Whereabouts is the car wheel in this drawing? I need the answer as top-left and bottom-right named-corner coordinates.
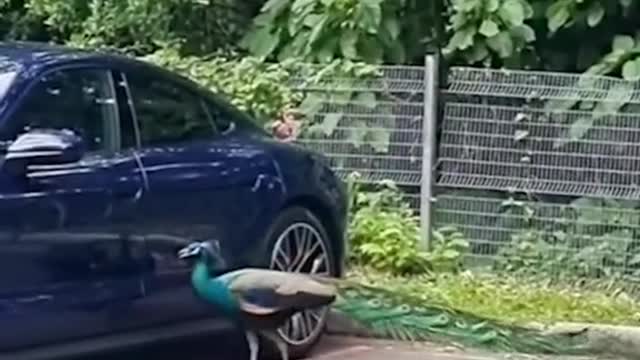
top-left (264, 206), bottom-right (336, 359)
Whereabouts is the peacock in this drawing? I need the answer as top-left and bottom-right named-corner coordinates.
top-left (177, 240), bottom-right (337, 360)
top-left (178, 240), bottom-right (591, 359)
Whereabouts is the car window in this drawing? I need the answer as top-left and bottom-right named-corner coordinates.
top-left (6, 68), bottom-right (118, 152)
top-left (112, 71), bottom-right (138, 149)
top-left (0, 69), bottom-right (17, 101)
top-left (204, 99), bottom-right (234, 134)
top-left (125, 72), bottom-right (216, 146)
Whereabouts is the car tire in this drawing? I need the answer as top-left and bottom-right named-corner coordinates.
top-left (262, 206), bottom-right (337, 359)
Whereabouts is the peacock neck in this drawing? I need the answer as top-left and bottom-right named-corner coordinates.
top-left (191, 259), bottom-right (239, 316)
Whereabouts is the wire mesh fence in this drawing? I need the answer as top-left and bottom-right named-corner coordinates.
top-left (291, 60), bottom-right (640, 280)
top-left (437, 67), bottom-right (640, 279)
top-left (290, 64), bottom-right (426, 187)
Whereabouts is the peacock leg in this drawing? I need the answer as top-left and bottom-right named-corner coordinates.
top-left (245, 331), bottom-right (260, 360)
top-left (262, 330), bottom-right (289, 360)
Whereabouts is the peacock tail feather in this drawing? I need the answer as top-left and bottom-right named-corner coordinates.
top-left (329, 280), bottom-right (591, 355)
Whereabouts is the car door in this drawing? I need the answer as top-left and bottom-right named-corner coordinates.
top-left (0, 66), bottom-right (148, 351)
top-left (114, 67), bottom-right (282, 326)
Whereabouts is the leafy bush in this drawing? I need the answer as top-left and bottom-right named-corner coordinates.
top-left (142, 47), bottom-right (301, 123)
top-left (1, 0), bottom-right (255, 55)
top-left (346, 173), bottom-right (469, 275)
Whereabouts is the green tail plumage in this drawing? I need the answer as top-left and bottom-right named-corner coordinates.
top-left (329, 280), bottom-right (590, 355)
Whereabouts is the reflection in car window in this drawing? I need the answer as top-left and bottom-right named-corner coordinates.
top-left (8, 68), bottom-right (118, 152)
top-left (0, 71), bottom-right (16, 101)
top-left (126, 73), bottom-right (216, 146)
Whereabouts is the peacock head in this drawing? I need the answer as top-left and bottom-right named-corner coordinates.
top-left (177, 240), bottom-right (227, 269)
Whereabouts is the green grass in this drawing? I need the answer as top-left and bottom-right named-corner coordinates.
top-left (347, 268), bottom-right (640, 326)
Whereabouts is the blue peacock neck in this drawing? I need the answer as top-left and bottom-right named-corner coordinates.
top-left (191, 258), bottom-right (239, 316)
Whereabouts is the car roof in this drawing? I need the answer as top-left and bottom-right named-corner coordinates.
top-left (0, 41), bottom-right (154, 73)
top-left (1, 41), bottom-right (101, 65)
top-left (0, 41), bottom-right (192, 92)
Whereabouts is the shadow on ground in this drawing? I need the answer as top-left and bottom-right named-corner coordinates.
top-left (91, 330), bottom-right (250, 360)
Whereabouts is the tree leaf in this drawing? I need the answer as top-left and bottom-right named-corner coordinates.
top-left (307, 14), bottom-right (329, 46)
top-left (321, 112), bottom-right (343, 136)
top-left (447, 25), bottom-right (476, 51)
top-left (340, 30), bottom-right (359, 59)
top-left (367, 127), bottom-right (390, 153)
top-left (303, 13), bottom-right (324, 27)
top-left (466, 42), bottom-right (489, 63)
top-left (613, 35), bottom-right (635, 52)
top-left (587, 2), bottom-right (605, 27)
top-left (262, 0), bottom-right (292, 16)
top-left (585, 51), bottom-right (628, 76)
top-left (486, 31), bottom-right (514, 58)
top-left (546, 2), bottom-right (571, 33)
top-left (486, 0), bottom-right (500, 12)
top-left (511, 24), bottom-right (536, 42)
top-left (383, 16), bottom-right (401, 40)
top-left (479, 19), bottom-right (500, 38)
top-left (355, 91), bottom-right (377, 108)
top-left (520, 0), bottom-right (534, 18)
top-left (315, 36), bottom-right (338, 63)
top-left (498, 0), bottom-right (525, 26)
top-left (622, 58), bottom-right (640, 81)
top-left (593, 82), bottom-right (634, 115)
top-left (277, 29), bottom-right (309, 60)
top-left (554, 117), bottom-right (594, 148)
top-left (360, 0), bottom-right (383, 33)
top-left (291, 0), bottom-right (316, 13)
top-left (298, 93), bottom-right (326, 116)
top-left (386, 39), bottom-right (406, 64)
top-left (346, 121), bottom-right (368, 148)
top-left (358, 35), bottom-right (384, 63)
top-left (245, 26), bottom-right (281, 58)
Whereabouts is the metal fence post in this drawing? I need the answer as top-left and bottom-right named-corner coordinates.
top-left (420, 54), bottom-right (439, 251)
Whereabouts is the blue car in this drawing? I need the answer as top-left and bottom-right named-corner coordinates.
top-left (0, 42), bottom-right (348, 360)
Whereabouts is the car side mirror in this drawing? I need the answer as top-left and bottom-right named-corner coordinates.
top-left (3, 128), bottom-right (86, 176)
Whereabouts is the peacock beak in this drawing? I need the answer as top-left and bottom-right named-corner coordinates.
top-left (177, 245), bottom-right (197, 259)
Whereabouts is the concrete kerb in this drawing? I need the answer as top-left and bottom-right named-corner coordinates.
top-left (325, 310), bottom-right (640, 360)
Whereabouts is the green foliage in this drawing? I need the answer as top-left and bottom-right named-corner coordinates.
top-left (142, 47), bottom-right (300, 122)
top-left (0, 0), bottom-right (46, 41)
top-left (427, 226), bottom-right (470, 273)
top-left (346, 174), bottom-right (469, 275)
top-left (443, 0), bottom-right (536, 67)
top-left (586, 33), bottom-right (640, 79)
top-left (494, 197), bottom-right (640, 281)
top-left (0, 0), bottom-right (255, 55)
top-left (241, 0), bottom-right (436, 64)
top-left (347, 177), bottom-right (427, 274)
top-left (237, 0), bottom-right (640, 74)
